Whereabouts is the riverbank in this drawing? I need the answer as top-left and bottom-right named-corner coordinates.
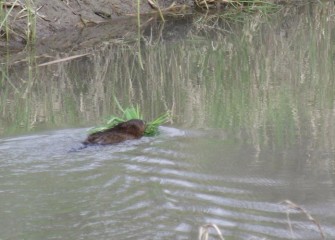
top-left (1, 0), bottom-right (194, 51)
top-left (0, 0), bottom-right (311, 58)
top-left (2, 0), bottom-right (289, 51)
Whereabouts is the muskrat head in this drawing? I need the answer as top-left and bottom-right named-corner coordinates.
top-left (118, 119), bottom-right (146, 138)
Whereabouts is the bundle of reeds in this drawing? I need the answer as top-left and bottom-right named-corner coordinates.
top-left (88, 99), bottom-right (170, 137)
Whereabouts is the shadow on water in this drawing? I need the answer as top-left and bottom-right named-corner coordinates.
top-left (1, 2), bottom-right (335, 240)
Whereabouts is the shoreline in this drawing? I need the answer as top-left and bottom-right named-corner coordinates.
top-left (1, 0), bottom-right (194, 52)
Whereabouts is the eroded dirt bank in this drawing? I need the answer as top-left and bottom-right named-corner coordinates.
top-left (1, 0), bottom-right (194, 51)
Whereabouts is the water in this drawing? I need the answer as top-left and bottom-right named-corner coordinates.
top-left (1, 127), bottom-right (334, 239)
top-left (1, 3), bottom-right (335, 240)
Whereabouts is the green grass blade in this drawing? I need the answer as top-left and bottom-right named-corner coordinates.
top-left (87, 100), bottom-right (170, 136)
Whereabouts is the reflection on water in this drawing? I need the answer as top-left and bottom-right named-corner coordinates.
top-left (1, 3), bottom-right (335, 240)
top-left (1, 127), bottom-right (334, 239)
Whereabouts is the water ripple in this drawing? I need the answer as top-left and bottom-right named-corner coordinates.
top-left (1, 128), bottom-right (334, 239)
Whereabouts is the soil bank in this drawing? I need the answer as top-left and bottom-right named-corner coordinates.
top-left (1, 0), bottom-right (194, 52)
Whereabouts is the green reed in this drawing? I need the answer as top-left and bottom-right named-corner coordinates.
top-left (25, 0), bottom-right (36, 43)
top-left (0, 1), bottom-right (18, 32)
top-left (0, 1), bottom-right (16, 44)
top-left (0, 0), bottom-right (37, 46)
top-left (1, 2), bottom-right (334, 152)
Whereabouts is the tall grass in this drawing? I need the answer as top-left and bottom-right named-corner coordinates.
top-left (0, 0), bottom-right (17, 45)
top-left (1, 2), bottom-right (334, 153)
top-left (194, 0), bottom-right (278, 11)
top-left (25, 0), bottom-right (36, 43)
top-left (0, 1), bottom-right (19, 32)
top-left (0, 0), bottom-right (37, 46)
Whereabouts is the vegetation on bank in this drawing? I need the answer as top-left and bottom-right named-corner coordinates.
top-left (194, 0), bottom-right (277, 10)
top-left (0, 0), bottom-right (36, 45)
top-left (1, 2), bottom-right (334, 147)
top-left (0, 0), bottom-right (279, 48)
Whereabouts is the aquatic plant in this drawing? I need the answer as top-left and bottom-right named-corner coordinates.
top-left (88, 100), bottom-right (170, 136)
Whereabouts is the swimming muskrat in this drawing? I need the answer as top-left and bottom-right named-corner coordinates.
top-left (83, 119), bottom-right (146, 145)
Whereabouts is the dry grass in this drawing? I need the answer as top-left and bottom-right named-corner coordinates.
top-left (194, 0), bottom-right (274, 11)
top-left (0, 0), bottom-right (37, 44)
top-left (37, 53), bottom-right (91, 67)
top-left (147, 1), bottom-right (190, 17)
top-left (281, 200), bottom-right (325, 240)
top-left (199, 223), bottom-right (225, 240)
top-left (199, 200), bottom-right (326, 239)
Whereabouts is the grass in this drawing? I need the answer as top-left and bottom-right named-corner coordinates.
top-left (199, 224), bottom-right (225, 240)
top-left (0, 0), bottom-right (279, 50)
top-left (88, 98), bottom-right (170, 136)
top-left (0, 0), bottom-right (37, 46)
top-left (194, 0), bottom-right (276, 9)
top-left (1, 2), bottom-right (334, 148)
top-left (0, 0), bottom-right (19, 43)
top-left (281, 200), bottom-right (325, 240)
top-left (25, 0), bottom-right (36, 43)
top-left (199, 200), bottom-right (325, 240)
top-left (192, 0), bottom-right (280, 18)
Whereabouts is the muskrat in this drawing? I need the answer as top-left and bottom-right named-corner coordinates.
top-left (83, 119), bottom-right (146, 145)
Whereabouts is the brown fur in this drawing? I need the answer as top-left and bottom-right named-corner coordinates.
top-left (83, 119), bottom-right (146, 145)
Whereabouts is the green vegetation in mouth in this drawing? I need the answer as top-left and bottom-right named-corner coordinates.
top-left (88, 99), bottom-right (170, 136)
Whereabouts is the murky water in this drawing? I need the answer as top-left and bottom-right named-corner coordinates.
top-left (1, 3), bottom-right (335, 240)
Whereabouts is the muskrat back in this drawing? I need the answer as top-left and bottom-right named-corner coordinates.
top-left (83, 119), bottom-right (146, 145)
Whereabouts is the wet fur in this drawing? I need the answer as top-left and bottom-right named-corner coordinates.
top-left (83, 119), bottom-right (146, 145)
top-left (69, 119), bottom-right (146, 152)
